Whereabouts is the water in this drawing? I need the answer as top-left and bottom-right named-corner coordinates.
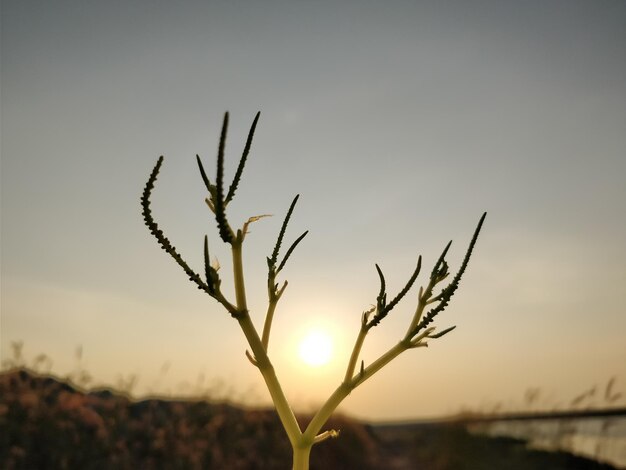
top-left (469, 416), bottom-right (626, 469)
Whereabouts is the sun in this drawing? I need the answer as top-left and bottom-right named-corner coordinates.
top-left (298, 329), bottom-right (333, 367)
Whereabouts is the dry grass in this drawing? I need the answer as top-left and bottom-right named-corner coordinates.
top-left (1, 368), bottom-right (620, 469)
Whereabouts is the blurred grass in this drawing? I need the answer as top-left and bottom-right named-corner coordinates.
top-left (1, 367), bottom-right (620, 469)
top-left (0, 368), bottom-right (378, 469)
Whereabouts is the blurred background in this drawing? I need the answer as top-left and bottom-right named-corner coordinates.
top-left (2, 0), bottom-right (625, 422)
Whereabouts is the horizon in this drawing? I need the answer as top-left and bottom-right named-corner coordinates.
top-left (3, 363), bottom-right (625, 425)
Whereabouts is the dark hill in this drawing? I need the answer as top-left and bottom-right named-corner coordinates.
top-left (0, 369), bottom-right (617, 469)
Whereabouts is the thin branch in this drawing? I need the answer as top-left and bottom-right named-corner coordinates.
top-left (270, 194), bottom-right (300, 268)
top-left (245, 350), bottom-right (259, 367)
top-left (141, 156), bottom-right (238, 317)
top-left (410, 213), bottom-right (487, 338)
top-left (262, 195), bottom-right (305, 351)
top-left (277, 230), bottom-right (308, 273)
top-left (196, 154), bottom-right (213, 193)
top-left (449, 212), bottom-right (487, 285)
top-left (431, 240), bottom-right (452, 280)
top-left (203, 235), bottom-right (222, 296)
top-left (214, 112), bottom-right (234, 243)
top-left (375, 264), bottom-right (386, 311)
top-left (313, 429), bottom-right (340, 445)
top-left (428, 325), bottom-right (456, 339)
top-left (203, 235), bottom-right (212, 285)
top-left (382, 256), bottom-right (422, 316)
top-left (367, 257), bottom-right (422, 329)
top-left (142, 157), bottom-right (208, 292)
top-left (226, 111), bottom-right (260, 204)
top-left (344, 326), bottom-right (368, 383)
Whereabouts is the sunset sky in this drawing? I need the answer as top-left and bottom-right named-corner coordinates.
top-left (2, 0), bottom-right (625, 421)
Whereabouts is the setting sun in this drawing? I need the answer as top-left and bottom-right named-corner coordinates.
top-left (298, 329), bottom-right (333, 367)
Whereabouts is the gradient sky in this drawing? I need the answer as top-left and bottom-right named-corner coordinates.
top-left (2, 0), bottom-right (625, 421)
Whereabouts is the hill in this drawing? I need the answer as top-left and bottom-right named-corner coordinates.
top-left (1, 369), bottom-right (618, 469)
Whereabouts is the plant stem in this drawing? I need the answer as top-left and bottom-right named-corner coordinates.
top-left (261, 300), bottom-right (277, 350)
top-left (238, 313), bottom-right (302, 445)
top-left (292, 444), bottom-right (311, 470)
top-left (304, 340), bottom-right (409, 442)
top-left (303, 383), bottom-right (352, 443)
top-left (354, 341), bottom-right (408, 388)
top-left (405, 279), bottom-right (436, 338)
top-left (231, 241), bottom-right (302, 447)
top-left (344, 326), bottom-right (367, 383)
top-left (232, 238), bottom-right (248, 313)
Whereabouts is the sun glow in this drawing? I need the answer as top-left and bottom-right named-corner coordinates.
top-left (298, 329), bottom-right (333, 367)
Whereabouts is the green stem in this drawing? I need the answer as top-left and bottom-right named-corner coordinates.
top-left (344, 327), bottom-right (367, 383)
top-left (262, 289), bottom-right (278, 350)
top-left (231, 240), bottom-right (302, 447)
top-left (405, 280), bottom-right (436, 338)
top-left (238, 314), bottom-right (302, 445)
top-left (304, 340), bottom-right (409, 442)
top-left (261, 301), bottom-right (277, 350)
top-left (232, 238), bottom-right (248, 313)
top-left (353, 341), bottom-right (408, 388)
top-left (303, 383), bottom-right (352, 443)
top-left (292, 444), bottom-right (311, 470)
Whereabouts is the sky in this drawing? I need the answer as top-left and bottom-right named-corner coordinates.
top-left (1, 0), bottom-right (625, 421)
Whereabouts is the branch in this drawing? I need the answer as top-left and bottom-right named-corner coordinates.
top-left (269, 194), bottom-right (300, 269)
top-left (314, 429), bottom-right (340, 445)
top-left (141, 156), bottom-right (238, 317)
top-left (196, 154), bottom-right (213, 195)
top-left (315, 213), bottom-right (487, 442)
top-left (277, 230), bottom-right (308, 273)
top-left (226, 111), bottom-right (260, 204)
top-left (214, 112), bottom-right (235, 244)
top-left (263, 195), bottom-right (307, 351)
top-left (409, 212), bottom-right (487, 338)
top-left (367, 257), bottom-right (422, 329)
